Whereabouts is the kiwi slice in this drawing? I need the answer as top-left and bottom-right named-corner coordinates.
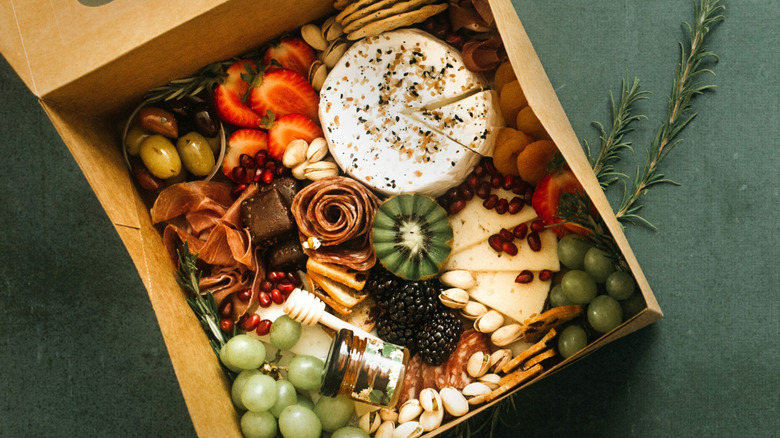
top-left (372, 194), bottom-right (453, 281)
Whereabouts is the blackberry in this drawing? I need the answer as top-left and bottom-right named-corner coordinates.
top-left (364, 266), bottom-right (401, 308)
top-left (384, 279), bottom-right (441, 325)
top-left (416, 310), bottom-right (463, 366)
top-left (376, 314), bottom-right (417, 350)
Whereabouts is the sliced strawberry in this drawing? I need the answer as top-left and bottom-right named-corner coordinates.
top-left (262, 37), bottom-right (317, 78)
top-left (531, 168), bottom-right (590, 237)
top-left (262, 113), bottom-right (323, 160)
top-left (223, 129), bottom-right (268, 181)
top-left (248, 69), bottom-right (320, 123)
top-left (213, 59), bottom-right (262, 128)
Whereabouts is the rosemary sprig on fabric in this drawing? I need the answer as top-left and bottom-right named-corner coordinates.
top-left (585, 74), bottom-right (649, 189)
top-left (616, 0), bottom-right (725, 227)
top-left (175, 242), bottom-right (233, 356)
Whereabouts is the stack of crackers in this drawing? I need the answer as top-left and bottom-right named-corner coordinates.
top-left (304, 258), bottom-right (377, 332)
top-left (332, 0), bottom-right (449, 40)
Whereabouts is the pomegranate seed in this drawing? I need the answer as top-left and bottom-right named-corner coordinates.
top-left (219, 301), bottom-right (233, 318)
top-left (220, 318), bottom-right (234, 333)
top-left (253, 167), bottom-right (263, 182)
top-left (467, 172), bottom-right (479, 188)
top-left (524, 187), bottom-right (534, 202)
top-left (502, 241), bottom-right (518, 256)
top-left (499, 228), bottom-right (514, 242)
top-left (446, 187), bottom-right (460, 200)
top-left (277, 281), bottom-right (295, 294)
top-left (531, 219), bottom-right (546, 233)
top-left (268, 271), bottom-right (286, 282)
top-left (287, 272), bottom-right (303, 286)
top-left (260, 280), bottom-right (274, 292)
top-left (488, 234), bottom-right (503, 252)
top-left (483, 194), bottom-right (499, 210)
top-left (258, 291), bottom-right (272, 308)
top-left (484, 159), bottom-right (498, 176)
top-left (240, 314), bottom-right (261, 331)
top-left (239, 154), bottom-right (255, 168)
top-left (512, 180), bottom-right (529, 195)
top-left (503, 174), bottom-right (516, 190)
top-left (515, 270), bottom-right (534, 284)
top-left (495, 198), bottom-right (509, 214)
top-left (476, 181), bottom-right (491, 199)
top-left (527, 232), bottom-right (542, 252)
top-left (513, 223), bottom-right (528, 239)
top-left (508, 197), bottom-right (524, 214)
top-left (232, 166), bottom-right (248, 183)
top-left (261, 169), bottom-right (274, 184)
top-left (271, 289), bottom-right (284, 305)
top-left (256, 319), bottom-right (272, 336)
top-left (237, 288), bottom-right (252, 302)
top-left (490, 174), bottom-right (502, 189)
top-left (275, 164), bottom-right (286, 176)
top-left (474, 164), bottom-right (486, 177)
top-left (459, 183), bottom-right (474, 201)
top-left (255, 153), bottom-right (267, 167)
top-left (438, 196), bottom-right (450, 209)
top-left (539, 269), bottom-right (553, 281)
top-left (447, 199), bottom-right (466, 215)
top-left (264, 160), bottom-right (276, 170)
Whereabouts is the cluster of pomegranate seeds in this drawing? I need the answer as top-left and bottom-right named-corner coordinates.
top-left (232, 150), bottom-right (290, 193)
top-left (218, 270), bottom-right (302, 334)
top-left (488, 219), bottom-right (545, 257)
top-left (438, 158), bottom-right (534, 216)
top-left (515, 268), bottom-right (553, 284)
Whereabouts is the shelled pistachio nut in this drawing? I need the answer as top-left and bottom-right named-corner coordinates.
top-left (359, 411), bottom-right (381, 434)
top-left (392, 421), bottom-right (423, 438)
top-left (306, 137), bottom-right (329, 162)
top-left (474, 309), bottom-right (504, 334)
top-left (282, 138), bottom-right (308, 168)
top-left (397, 399), bottom-right (423, 424)
top-left (440, 270), bottom-right (477, 289)
top-left (461, 301), bottom-right (488, 320)
top-left (301, 23), bottom-right (328, 51)
top-left (491, 323), bottom-right (524, 347)
top-left (439, 287), bottom-right (469, 309)
top-left (375, 420), bottom-right (395, 438)
top-left (467, 351), bottom-right (491, 378)
top-left (489, 349), bottom-right (513, 373)
top-left (440, 387), bottom-right (470, 417)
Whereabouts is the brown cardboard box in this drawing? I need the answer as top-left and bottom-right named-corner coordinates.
top-left (1, 0), bottom-right (661, 436)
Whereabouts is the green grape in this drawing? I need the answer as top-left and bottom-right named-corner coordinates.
top-left (287, 355), bottom-right (325, 391)
top-left (232, 369), bottom-right (262, 411)
top-left (587, 295), bottom-right (623, 333)
top-left (314, 395), bottom-right (355, 432)
top-left (225, 334), bottom-right (266, 370)
top-left (241, 373), bottom-right (278, 413)
top-left (240, 410), bottom-right (277, 438)
top-left (557, 324), bottom-right (588, 359)
top-left (331, 426), bottom-right (371, 438)
top-left (606, 270), bottom-right (636, 300)
top-left (583, 247), bottom-right (616, 283)
top-left (621, 291), bottom-right (646, 319)
top-left (296, 396), bottom-right (315, 412)
top-left (560, 270), bottom-right (597, 304)
top-left (270, 315), bottom-right (302, 350)
top-left (549, 284), bottom-right (574, 307)
top-left (219, 344), bottom-right (243, 373)
top-left (278, 405), bottom-right (322, 438)
top-left (556, 234), bottom-right (592, 269)
top-left (270, 379), bottom-right (298, 418)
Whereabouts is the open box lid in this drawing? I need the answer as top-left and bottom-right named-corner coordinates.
top-left (0, 0), bottom-right (335, 115)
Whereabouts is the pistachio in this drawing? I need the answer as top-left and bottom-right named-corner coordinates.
top-left (291, 161), bottom-right (309, 180)
top-left (440, 387), bottom-right (469, 417)
top-left (439, 270), bottom-right (477, 289)
top-left (308, 60), bottom-right (328, 91)
top-left (301, 23), bottom-right (328, 51)
top-left (461, 300), bottom-right (488, 320)
top-left (304, 160), bottom-right (339, 180)
top-left (359, 411), bottom-right (381, 434)
top-left (467, 351), bottom-right (491, 378)
top-left (474, 309), bottom-right (504, 333)
top-left (392, 421), bottom-right (423, 438)
top-left (489, 349), bottom-right (513, 373)
top-left (478, 373), bottom-right (501, 390)
top-left (419, 388), bottom-right (441, 413)
top-left (397, 399), bottom-right (423, 424)
top-left (323, 39), bottom-right (349, 68)
top-left (282, 138), bottom-right (308, 168)
top-left (439, 287), bottom-right (469, 309)
top-left (321, 16), bottom-right (345, 41)
top-left (490, 323), bottom-right (524, 347)
top-left (418, 409), bottom-right (443, 432)
top-left (375, 420), bottom-right (395, 438)
top-left (306, 137), bottom-right (329, 162)
top-left (461, 382), bottom-right (492, 404)
top-left (379, 407), bottom-right (398, 423)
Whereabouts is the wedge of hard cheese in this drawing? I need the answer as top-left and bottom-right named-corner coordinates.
top-left (466, 272), bottom-right (551, 323)
top-left (444, 228), bottom-right (560, 272)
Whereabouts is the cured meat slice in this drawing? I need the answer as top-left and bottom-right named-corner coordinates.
top-left (398, 354), bottom-right (424, 406)
top-left (444, 329), bottom-right (490, 389)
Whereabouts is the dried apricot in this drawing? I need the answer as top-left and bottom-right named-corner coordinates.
top-left (516, 140), bottom-right (558, 185)
top-left (516, 106), bottom-right (551, 140)
top-left (494, 61), bottom-right (517, 94)
top-left (492, 127), bottom-right (532, 175)
top-left (499, 80), bottom-right (527, 129)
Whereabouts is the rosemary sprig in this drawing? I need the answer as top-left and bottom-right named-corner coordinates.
top-left (616, 0), bottom-right (725, 227)
top-left (175, 242), bottom-right (232, 356)
top-left (585, 74), bottom-right (649, 189)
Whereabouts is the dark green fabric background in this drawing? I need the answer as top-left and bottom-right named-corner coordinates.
top-left (1, 1), bottom-right (777, 436)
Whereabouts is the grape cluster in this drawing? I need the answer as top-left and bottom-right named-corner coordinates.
top-left (552, 234), bottom-right (645, 359)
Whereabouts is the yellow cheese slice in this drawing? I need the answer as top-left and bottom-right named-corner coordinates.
top-left (444, 228), bottom-right (560, 272)
top-left (467, 272), bottom-right (551, 324)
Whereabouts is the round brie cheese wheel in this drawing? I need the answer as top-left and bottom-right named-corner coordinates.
top-left (319, 29), bottom-right (503, 197)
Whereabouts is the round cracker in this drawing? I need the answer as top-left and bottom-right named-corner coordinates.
top-left (336, 0), bottom-right (382, 23)
top-left (343, 0), bottom-right (440, 34)
top-left (346, 3), bottom-right (448, 40)
top-left (340, 0), bottom-right (406, 27)
top-left (334, 0), bottom-right (356, 10)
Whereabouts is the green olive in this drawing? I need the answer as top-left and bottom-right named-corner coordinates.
top-left (177, 132), bottom-right (216, 176)
top-left (140, 134), bottom-right (181, 179)
top-left (206, 134), bottom-right (222, 155)
top-left (124, 125), bottom-right (151, 156)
